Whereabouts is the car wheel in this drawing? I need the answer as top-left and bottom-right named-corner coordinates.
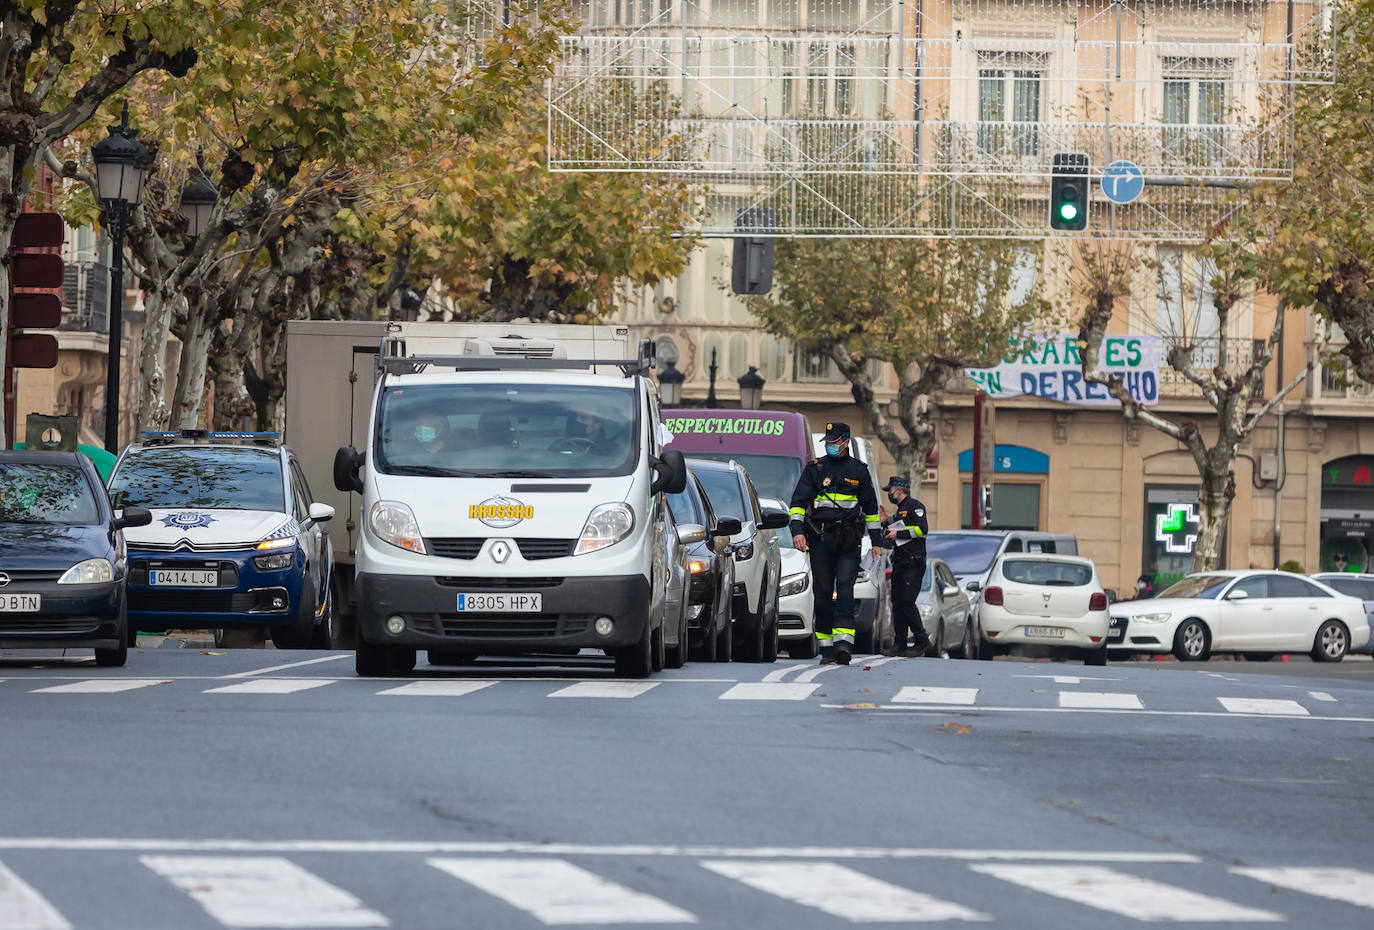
top-left (976, 621), bottom-right (996, 661)
top-left (1172, 619), bottom-right (1210, 661)
top-left (270, 578), bottom-right (317, 650)
top-left (715, 606), bottom-right (734, 662)
top-left (1311, 620), bottom-right (1350, 663)
top-left (665, 603), bottom-right (689, 670)
top-left (1084, 645), bottom-right (1108, 666)
top-left (761, 611), bottom-right (779, 663)
top-left (355, 639), bottom-right (391, 677)
top-left (95, 607), bottom-right (129, 667)
top-left (308, 579), bottom-right (335, 650)
top-left (651, 617), bottom-right (666, 672)
top-left (331, 570), bottom-right (357, 649)
top-left (948, 617), bottom-right (973, 659)
top-left (614, 621), bottom-right (654, 678)
top-left (734, 591), bottom-right (762, 663)
top-left (690, 607), bottom-right (717, 662)
top-left (929, 620), bottom-right (945, 658)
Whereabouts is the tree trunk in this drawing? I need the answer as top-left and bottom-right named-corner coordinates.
top-left (171, 303), bottom-right (215, 429)
top-left (210, 317), bottom-right (258, 431)
top-left (1192, 450), bottom-right (1235, 572)
top-left (136, 284), bottom-right (182, 430)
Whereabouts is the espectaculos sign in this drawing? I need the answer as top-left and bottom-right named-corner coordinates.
top-left (662, 416), bottom-right (788, 436)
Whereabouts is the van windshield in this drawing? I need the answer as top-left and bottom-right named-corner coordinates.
top-left (683, 453), bottom-right (800, 501)
top-left (376, 383), bottom-right (638, 478)
top-left (925, 533), bottom-right (1003, 575)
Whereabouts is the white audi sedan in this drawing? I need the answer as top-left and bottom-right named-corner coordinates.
top-left (1108, 570), bottom-right (1371, 662)
top-left (977, 554), bottom-right (1111, 665)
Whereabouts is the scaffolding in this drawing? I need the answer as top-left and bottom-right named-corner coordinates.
top-left (549, 0), bottom-right (1332, 238)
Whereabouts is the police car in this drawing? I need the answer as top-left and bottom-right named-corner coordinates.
top-left (107, 431), bottom-right (336, 649)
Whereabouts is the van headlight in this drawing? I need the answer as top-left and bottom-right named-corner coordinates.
top-left (574, 503), bottom-right (634, 555)
top-left (57, 558), bottom-right (114, 585)
top-left (369, 501), bottom-right (427, 554)
top-left (779, 571), bottom-right (809, 597)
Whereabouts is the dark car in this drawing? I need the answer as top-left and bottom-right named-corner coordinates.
top-left (666, 469), bottom-right (741, 662)
top-left (0, 451), bottom-right (151, 666)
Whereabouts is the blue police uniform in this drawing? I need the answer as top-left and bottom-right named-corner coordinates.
top-left (881, 476), bottom-right (931, 656)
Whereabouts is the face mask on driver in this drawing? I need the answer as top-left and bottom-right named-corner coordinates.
top-left (887, 492), bottom-right (901, 505)
top-left (824, 442), bottom-right (841, 457)
top-left (414, 425), bottom-right (437, 444)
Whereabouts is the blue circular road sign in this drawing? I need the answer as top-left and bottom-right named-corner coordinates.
top-left (1101, 160), bottom-right (1144, 205)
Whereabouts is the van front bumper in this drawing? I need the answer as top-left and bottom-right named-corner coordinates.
top-left (356, 572), bottom-right (651, 652)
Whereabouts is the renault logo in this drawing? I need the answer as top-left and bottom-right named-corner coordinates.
top-left (0, 573), bottom-right (9, 588)
top-left (490, 541), bottom-right (511, 563)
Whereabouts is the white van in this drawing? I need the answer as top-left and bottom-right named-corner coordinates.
top-left (334, 334), bottom-right (688, 678)
top-left (810, 432), bottom-right (891, 652)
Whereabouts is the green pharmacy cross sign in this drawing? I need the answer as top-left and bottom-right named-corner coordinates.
top-left (1156, 503), bottom-right (1200, 555)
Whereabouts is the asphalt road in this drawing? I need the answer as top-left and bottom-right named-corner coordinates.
top-left (2, 646), bottom-right (1373, 929)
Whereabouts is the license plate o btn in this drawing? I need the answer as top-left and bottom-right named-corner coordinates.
top-left (457, 593), bottom-right (541, 612)
top-left (1025, 625), bottom-right (1067, 639)
top-left (0, 594), bottom-right (40, 612)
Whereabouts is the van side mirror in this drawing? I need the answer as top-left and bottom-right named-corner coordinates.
top-left (651, 450), bottom-right (688, 495)
top-left (334, 446), bottom-right (364, 494)
top-left (712, 518), bottom-right (743, 537)
top-left (113, 506), bottom-right (152, 530)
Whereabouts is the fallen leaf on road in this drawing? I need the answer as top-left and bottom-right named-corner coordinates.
top-left (936, 722), bottom-right (971, 734)
top-left (845, 702), bottom-right (879, 709)
top-left (199, 651), bottom-right (227, 656)
top-left (1333, 757), bottom-right (1351, 762)
top-left (863, 665), bottom-right (873, 670)
top-left (860, 688), bottom-right (871, 693)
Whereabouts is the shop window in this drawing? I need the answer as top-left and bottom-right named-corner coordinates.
top-left (1142, 486), bottom-right (1223, 590)
top-left (961, 482), bottom-right (1040, 530)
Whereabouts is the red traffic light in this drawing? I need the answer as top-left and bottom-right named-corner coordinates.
top-left (9, 333), bottom-right (58, 369)
top-left (10, 293), bottom-right (60, 330)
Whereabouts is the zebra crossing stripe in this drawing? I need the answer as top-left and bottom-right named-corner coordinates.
top-left (971, 865), bottom-right (1283, 921)
top-left (892, 686), bottom-right (978, 705)
top-left (1218, 698), bottom-right (1310, 716)
top-left (429, 857), bottom-right (694, 924)
top-left (718, 682), bottom-right (819, 701)
top-left (377, 681), bottom-right (497, 697)
top-left (548, 682), bottom-right (660, 699)
top-left (202, 679), bottom-right (337, 695)
top-left (1057, 692), bottom-right (1143, 710)
top-left (701, 860), bottom-right (988, 922)
top-left (1233, 867), bottom-right (1374, 908)
top-left (140, 855), bottom-right (387, 927)
top-left (0, 860), bottom-right (70, 930)
top-left (30, 679), bottom-right (164, 694)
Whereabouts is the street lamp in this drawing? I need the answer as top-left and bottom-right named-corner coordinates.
top-left (177, 175), bottom-right (217, 239)
top-left (91, 104), bottom-right (152, 453)
top-left (705, 347), bottom-right (719, 409)
top-left (657, 360), bottom-right (685, 407)
top-left (738, 365), bottom-right (765, 409)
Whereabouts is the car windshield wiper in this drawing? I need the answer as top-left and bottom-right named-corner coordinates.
top-left (385, 465), bottom-right (481, 478)
top-left (497, 471), bottom-right (558, 478)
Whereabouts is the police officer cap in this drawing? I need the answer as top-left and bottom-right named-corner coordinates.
top-left (882, 475), bottom-right (910, 491)
top-left (822, 421), bottom-right (850, 441)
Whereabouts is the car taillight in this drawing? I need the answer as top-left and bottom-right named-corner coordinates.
top-left (983, 585), bottom-right (1003, 606)
top-left (1089, 593), bottom-right (1108, 611)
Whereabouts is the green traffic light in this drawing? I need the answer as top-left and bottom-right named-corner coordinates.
top-left (1058, 202), bottom-right (1079, 222)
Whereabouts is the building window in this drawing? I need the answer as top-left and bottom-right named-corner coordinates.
top-left (771, 42), bottom-right (797, 117)
top-left (960, 482), bottom-right (1042, 530)
top-left (1162, 58), bottom-right (1230, 165)
top-left (978, 61), bottom-right (1043, 157)
top-left (834, 43), bottom-right (856, 116)
top-left (1156, 246), bottom-right (1220, 355)
top-left (806, 42), bottom-right (828, 114)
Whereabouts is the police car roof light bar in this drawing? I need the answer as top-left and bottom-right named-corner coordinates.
top-left (140, 429), bottom-right (280, 446)
top-left (377, 335), bottom-right (653, 378)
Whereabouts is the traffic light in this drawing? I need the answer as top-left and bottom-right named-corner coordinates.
top-left (1050, 153), bottom-right (1090, 231)
top-left (5, 212), bottom-right (64, 446)
top-left (731, 207), bottom-right (774, 295)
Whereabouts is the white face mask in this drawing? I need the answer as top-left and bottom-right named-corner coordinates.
top-left (414, 426), bottom-right (437, 444)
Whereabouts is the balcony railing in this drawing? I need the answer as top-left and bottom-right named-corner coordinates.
top-left (1157, 337), bottom-right (1264, 397)
top-left (60, 259), bottom-right (108, 333)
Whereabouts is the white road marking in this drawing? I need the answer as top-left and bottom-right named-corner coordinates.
top-left (893, 687), bottom-right (979, 705)
top-left (861, 655), bottom-right (903, 669)
top-left (0, 860), bottom-right (71, 930)
top-left (761, 663), bottom-right (807, 683)
top-left (701, 860), bottom-right (987, 922)
top-left (220, 655), bottom-right (349, 678)
top-left (1233, 867), bottom-right (1374, 908)
top-left (830, 703), bottom-right (1374, 723)
top-left (203, 679), bottom-right (337, 695)
top-left (549, 682), bottom-right (659, 699)
top-left (429, 857), bottom-right (694, 924)
top-left (1015, 675), bottom-right (1120, 685)
top-left (141, 855), bottom-right (387, 928)
top-left (377, 681), bottom-right (498, 697)
top-left (1057, 691), bottom-right (1143, 710)
top-left (1218, 698), bottom-right (1310, 716)
top-left (30, 679), bottom-right (164, 694)
top-left (1307, 691), bottom-right (1338, 702)
top-left (0, 838), bottom-right (1200, 862)
top-left (718, 682), bottom-right (819, 701)
top-left (972, 864), bottom-right (1283, 922)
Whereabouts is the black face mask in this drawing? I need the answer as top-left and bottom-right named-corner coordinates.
top-left (887, 492), bottom-right (902, 505)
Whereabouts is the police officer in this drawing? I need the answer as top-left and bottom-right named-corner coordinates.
top-left (880, 475), bottom-right (932, 657)
top-left (789, 422), bottom-right (881, 665)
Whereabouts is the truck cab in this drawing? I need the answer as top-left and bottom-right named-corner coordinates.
top-left (333, 334), bottom-right (686, 678)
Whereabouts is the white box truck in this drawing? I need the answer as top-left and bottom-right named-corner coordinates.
top-left (284, 320), bottom-right (688, 678)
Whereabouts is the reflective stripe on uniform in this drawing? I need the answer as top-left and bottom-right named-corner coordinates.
top-left (833, 627), bottom-right (856, 637)
top-left (833, 630), bottom-right (855, 645)
top-left (911, 527), bottom-right (925, 535)
top-left (864, 513), bottom-right (879, 523)
top-left (788, 507), bottom-right (807, 516)
top-left (815, 633), bottom-right (833, 643)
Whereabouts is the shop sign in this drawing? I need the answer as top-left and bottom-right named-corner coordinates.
top-left (1155, 502), bottom-right (1200, 554)
top-left (1324, 460), bottom-right (1374, 486)
top-left (965, 333), bottom-right (1162, 407)
top-left (1323, 518), bottom-right (1374, 538)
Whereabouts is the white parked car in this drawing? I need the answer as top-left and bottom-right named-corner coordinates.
top-left (978, 554), bottom-right (1111, 665)
top-left (772, 510), bottom-right (816, 659)
top-left (1110, 571), bottom-right (1371, 662)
